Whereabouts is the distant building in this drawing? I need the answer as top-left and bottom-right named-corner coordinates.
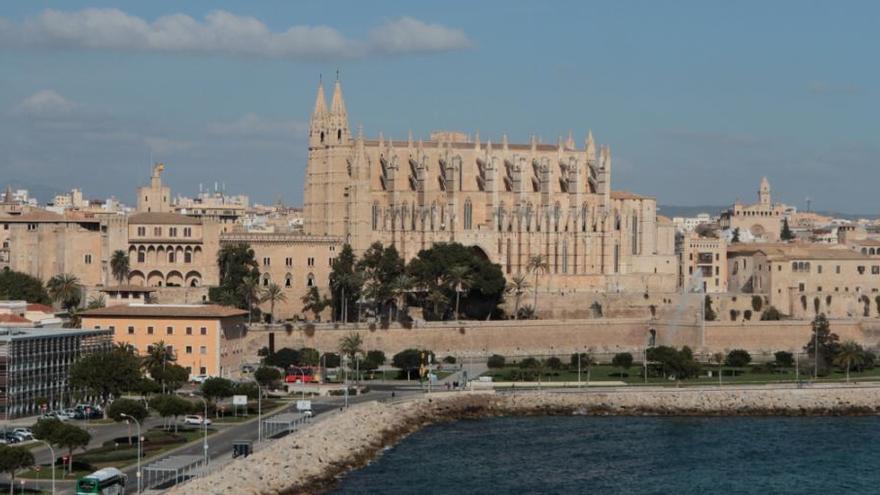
top-left (719, 177), bottom-right (788, 242)
top-left (0, 327), bottom-right (112, 418)
top-left (137, 164), bottom-right (172, 213)
top-left (678, 233), bottom-right (727, 293)
top-left (672, 213), bottom-right (712, 234)
top-left (80, 304), bottom-right (248, 379)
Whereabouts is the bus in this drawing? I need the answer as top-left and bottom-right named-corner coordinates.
top-left (75, 467), bottom-right (127, 495)
top-left (285, 366), bottom-right (322, 384)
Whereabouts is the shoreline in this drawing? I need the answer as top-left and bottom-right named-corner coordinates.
top-left (168, 385), bottom-right (880, 495)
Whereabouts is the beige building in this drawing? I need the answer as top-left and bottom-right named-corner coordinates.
top-left (81, 303), bottom-right (248, 378)
top-left (302, 79), bottom-right (676, 293)
top-left (720, 177), bottom-right (787, 241)
top-left (679, 233), bottom-right (727, 293)
top-left (126, 212), bottom-right (221, 287)
top-left (219, 232), bottom-right (340, 320)
top-left (138, 163), bottom-right (172, 213)
top-left (728, 243), bottom-right (879, 318)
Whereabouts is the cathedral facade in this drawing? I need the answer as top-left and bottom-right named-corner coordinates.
top-left (303, 80), bottom-right (677, 293)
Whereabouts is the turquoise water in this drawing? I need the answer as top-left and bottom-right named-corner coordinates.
top-left (331, 415), bottom-right (880, 494)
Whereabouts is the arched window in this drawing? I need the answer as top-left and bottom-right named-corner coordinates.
top-left (262, 273), bottom-right (270, 286)
top-left (184, 251), bottom-right (192, 263)
top-left (464, 199), bottom-right (473, 230)
top-left (138, 250), bottom-right (145, 263)
top-left (631, 214), bottom-right (639, 255)
top-left (285, 273), bottom-right (292, 288)
top-left (320, 131), bottom-right (325, 143)
top-left (562, 240), bottom-right (569, 274)
top-left (553, 202), bottom-right (561, 232)
top-left (337, 129), bottom-right (342, 140)
top-left (307, 273), bottom-right (316, 287)
top-left (168, 251), bottom-right (175, 263)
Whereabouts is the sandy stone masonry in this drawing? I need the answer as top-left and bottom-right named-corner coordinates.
top-left (169, 386), bottom-right (880, 495)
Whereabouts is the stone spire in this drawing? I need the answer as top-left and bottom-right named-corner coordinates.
top-left (759, 176), bottom-right (771, 205)
top-left (328, 75), bottom-right (350, 144)
top-left (330, 78), bottom-right (347, 118)
top-left (566, 131), bottom-right (575, 150)
top-left (312, 79), bottom-right (327, 118)
top-left (586, 130), bottom-right (595, 157)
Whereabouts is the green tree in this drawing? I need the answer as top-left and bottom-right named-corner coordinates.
top-left (646, 346), bottom-right (700, 380)
top-left (69, 349), bottom-right (142, 408)
top-left (544, 357), bottom-right (563, 370)
top-left (804, 313), bottom-right (840, 376)
top-left (110, 250), bottom-right (130, 284)
top-left (611, 352), bottom-right (634, 372)
top-left (150, 394), bottom-right (192, 431)
top-left (527, 254), bottom-right (550, 317)
top-left (725, 349), bottom-right (752, 367)
top-left (47, 273), bottom-right (81, 315)
top-left (833, 341), bottom-right (865, 382)
top-left (264, 348), bottom-right (299, 369)
top-left (339, 332), bottom-right (364, 367)
top-left (392, 349), bottom-right (433, 379)
top-left (85, 295), bottom-right (106, 310)
top-left (31, 419), bottom-right (62, 444)
top-left (506, 274), bottom-right (531, 320)
top-left (444, 265), bottom-right (474, 321)
top-left (407, 243), bottom-right (506, 321)
top-left (363, 350), bottom-right (386, 372)
top-left (0, 268), bottom-right (51, 304)
top-left (329, 244), bottom-right (361, 323)
top-left (0, 446), bottom-right (34, 494)
top-left (261, 282), bottom-right (287, 323)
top-left (704, 295), bottom-right (717, 321)
top-left (297, 347), bottom-right (320, 366)
top-left (760, 306), bottom-right (783, 321)
top-left (357, 242), bottom-right (405, 320)
top-left (240, 275), bottom-right (262, 324)
top-left (209, 243), bottom-right (259, 310)
top-left (106, 398), bottom-right (148, 445)
top-left (53, 423), bottom-right (91, 474)
top-left (151, 363), bottom-right (190, 392)
top-left (254, 366), bottom-right (282, 387)
top-left (781, 218), bottom-right (795, 241)
top-left (301, 286), bottom-right (330, 320)
top-left (142, 341), bottom-right (177, 383)
top-left (774, 351), bottom-right (794, 368)
top-left (321, 352), bottom-right (341, 368)
top-left (487, 354), bottom-right (506, 369)
top-left (389, 274), bottom-right (414, 322)
top-left (201, 377), bottom-right (234, 412)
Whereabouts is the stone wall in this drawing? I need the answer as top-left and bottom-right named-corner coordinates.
top-left (242, 317), bottom-right (872, 362)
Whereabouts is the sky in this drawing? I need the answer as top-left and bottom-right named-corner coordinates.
top-left (0, 1), bottom-right (877, 212)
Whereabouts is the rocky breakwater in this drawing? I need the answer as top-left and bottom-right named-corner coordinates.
top-left (168, 386), bottom-right (880, 495)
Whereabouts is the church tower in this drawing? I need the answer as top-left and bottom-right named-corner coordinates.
top-left (759, 176), bottom-right (771, 206)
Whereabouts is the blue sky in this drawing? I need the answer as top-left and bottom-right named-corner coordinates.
top-left (0, 1), bottom-right (877, 212)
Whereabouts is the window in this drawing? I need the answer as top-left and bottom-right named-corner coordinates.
top-left (127, 326), bottom-right (134, 335)
top-left (200, 346), bottom-right (207, 355)
top-left (836, 265), bottom-right (841, 274)
top-left (153, 227), bottom-right (161, 236)
top-left (184, 227), bottom-right (192, 237)
top-left (137, 226), bottom-right (146, 236)
top-left (199, 366), bottom-right (207, 375)
top-left (166, 326), bottom-right (173, 335)
top-left (464, 199), bottom-right (473, 230)
top-left (169, 227), bottom-right (178, 237)
top-left (799, 283), bottom-right (805, 292)
top-left (818, 265), bottom-right (823, 274)
top-left (200, 327), bottom-right (207, 335)
top-left (307, 273), bottom-right (315, 287)
top-left (27, 223), bottom-right (37, 231)
top-left (147, 326), bottom-right (154, 335)
top-left (138, 251), bottom-right (145, 263)
top-left (184, 251), bottom-right (192, 263)
top-left (185, 346), bottom-right (192, 354)
top-left (307, 257), bottom-right (315, 267)
top-left (168, 251), bottom-right (175, 263)
top-left (285, 257), bottom-right (293, 267)
top-left (186, 327), bottom-right (192, 335)
top-left (263, 257), bottom-right (271, 267)
top-left (84, 254), bottom-right (92, 264)
top-left (872, 266), bottom-right (880, 275)
top-left (285, 274), bottom-right (292, 287)
top-left (858, 266), bottom-right (866, 275)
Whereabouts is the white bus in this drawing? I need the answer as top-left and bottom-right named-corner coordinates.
top-left (75, 467), bottom-right (127, 495)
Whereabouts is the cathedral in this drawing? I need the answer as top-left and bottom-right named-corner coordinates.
top-left (303, 79), bottom-right (677, 293)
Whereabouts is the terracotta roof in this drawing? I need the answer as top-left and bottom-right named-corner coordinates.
top-left (128, 212), bottom-right (201, 225)
top-left (80, 304), bottom-right (247, 319)
top-left (26, 304), bottom-right (55, 313)
top-left (0, 314), bottom-right (31, 324)
top-left (98, 285), bottom-right (158, 293)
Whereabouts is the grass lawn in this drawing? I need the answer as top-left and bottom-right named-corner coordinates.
top-left (20, 426), bottom-right (220, 480)
top-left (482, 363), bottom-right (880, 386)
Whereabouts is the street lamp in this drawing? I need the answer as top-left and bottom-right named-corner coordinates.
top-left (119, 414), bottom-right (141, 494)
top-left (248, 377), bottom-right (263, 442)
top-left (195, 398), bottom-right (209, 467)
top-left (35, 439), bottom-right (55, 495)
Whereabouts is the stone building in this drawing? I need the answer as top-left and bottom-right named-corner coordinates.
top-left (719, 177), bottom-right (787, 241)
top-left (302, 79), bottom-right (677, 293)
top-left (126, 212), bottom-right (221, 287)
top-left (679, 233), bottom-right (728, 293)
top-left (727, 243), bottom-right (879, 318)
top-left (219, 232), bottom-right (340, 320)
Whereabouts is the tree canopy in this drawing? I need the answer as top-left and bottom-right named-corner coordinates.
top-left (209, 243), bottom-right (259, 309)
top-left (200, 377), bottom-right (234, 404)
top-left (69, 347), bottom-right (142, 406)
top-left (0, 445), bottom-right (34, 491)
top-left (0, 268), bottom-right (50, 304)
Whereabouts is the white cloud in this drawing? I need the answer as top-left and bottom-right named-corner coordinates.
top-left (0, 9), bottom-right (471, 59)
top-left (14, 90), bottom-right (76, 116)
top-left (207, 113), bottom-right (307, 138)
top-left (369, 17), bottom-right (472, 54)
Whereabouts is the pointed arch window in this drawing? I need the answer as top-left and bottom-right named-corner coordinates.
top-left (372, 202), bottom-right (380, 230)
top-left (464, 199), bottom-right (473, 230)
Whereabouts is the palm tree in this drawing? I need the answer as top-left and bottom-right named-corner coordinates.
top-left (833, 341), bottom-right (865, 382)
top-left (142, 341), bottom-right (177, 372)
top-left (444, 265), bottom-right (474, 321)
top-left (389, 274), bottom-right (414, 321)
top-left (506, 274), bottom-right (531, 320)
top-left (426, 289), bottom-right (449, 320)
top-left (114, 342), bottom-right (137, 356)
top-left (301, 286), bottom-right (330, 321)
top-left (261, 283), bottom-right (287, 324)
top-left (339, 332), bottom-right (364, 383)
top-left (239, 275), bottom-right (261, 324)
top-left (526, 255), bottom-right (549, 316)
top-left (331, 271), bottom-right (361, 324)
top-left (85, 295), bottom-right (106, 310)
top-left (110, 250), bottom-right (130, 284)
top-left (47, 273), bottom-right (81, 314)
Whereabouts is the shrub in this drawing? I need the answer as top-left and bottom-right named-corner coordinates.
top-left (442, 356), bottom-right (457, 364)
top-left (774, 351), bottom-right (794, 368)
top-left (730, 309), bottom-right (740, 321)
top-left (743, 309), bottom-right (753, 321)
top-left (544, 357), bottom-right (563, 370)
top-left (518, 357), bottom-right (539, 369)
top-left (321, 352), bottom-right (341, 368)
top-left (751, 295), bottom-right (763, 312)
top-left (760, 306), bottom-right (783, 321)
top-left (704, 296), bottom-right (716, 321)
top-left (487, 354), bottom-right (506, 369)
top-left (611, 352), bottom-right (633, 369)
top-left (725, 349), bottom-right (752, 367)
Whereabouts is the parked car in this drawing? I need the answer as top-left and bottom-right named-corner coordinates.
top-left (12, 428), bottom-right (32, 441)
top-left (191, 375), bottom-right (209, 384)
top-left (3, 434), bottom-right (20, 444)
top-left (183, 415), bottom-right (212, 426)
top-left (41, 411), bottom-right (70, 422)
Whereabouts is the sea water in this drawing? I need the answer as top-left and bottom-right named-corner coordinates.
top-left (332, 415), bottom-right (880, 494)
